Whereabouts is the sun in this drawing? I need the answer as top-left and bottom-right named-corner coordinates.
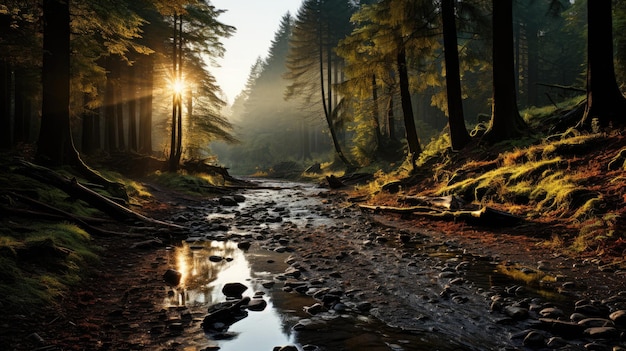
top-left (172, 78), bottom-right (185, 95)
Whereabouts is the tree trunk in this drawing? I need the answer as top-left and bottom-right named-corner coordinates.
top-left (317, 13), bottom-right (353, 169)
top-left (115, 60), bottom-right (126, 151)
top-left (442, 0), bottom-right (471, 151)
top-left (397, 46), bottom-right (421, 168)
top-left (371, 74), bottom-right (381, 151)
top-left (139, 55), bottom-right (154, 154)
top-left (0, 60), bottom-right (11, 149)
top-left (104, 57), bottom-right (117, 152)
top-left (81, 93), bottom-right (96, 154)
top-left (579, 0), bottom-right (626, 128)
top-left (127, 65), bottom-right (138, 152)
top-left (386, 90), bottom-right (396, 141)
top-left (483, 0), bottom-right (528, 143)
top-left (37, 0), bottom-right (74, 165)
top-left (526, 20), bottom-right (539, 107)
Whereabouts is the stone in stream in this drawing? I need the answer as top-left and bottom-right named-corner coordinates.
top-left (163, 269), bottom-right (182, 286)
top-left (303, 303), bottom-right (325, 315)
top-left (202, 297), bottom-right (250, 332)
top-left (610, 310), bottom-right (626, 326)
top-left (222, 282), bottom-right (248, 298)
top-left (246, 297), bottom-right (267, 311)
top-left (583, 326), bottom-right (620, 339)
top-left (218, 196), bottom-right (239, 206)
top-left (273, 346), bottom-right (298, 351)
top-left (237, 241), bottom-right (252, 250)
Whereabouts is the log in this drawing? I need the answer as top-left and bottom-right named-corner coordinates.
top-left (398, 195), bottom-right (466, 210)
top-left (14, 160), bottom-right (184, 229)
top-left (5, 192), bottom-right (145, 237)
top-left (358, 203), bottom-right (522, 227)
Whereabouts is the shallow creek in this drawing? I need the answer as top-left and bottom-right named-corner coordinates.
top-left (159, 179), bottom-right (573, 351)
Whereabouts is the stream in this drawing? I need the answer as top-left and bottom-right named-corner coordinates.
top-left (156, 179), bottom-right (615, 351)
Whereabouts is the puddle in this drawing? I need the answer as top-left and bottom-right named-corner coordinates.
top-left (164, 240), bottom-right (471, 351)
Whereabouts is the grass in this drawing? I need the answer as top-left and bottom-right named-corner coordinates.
top-left (0, 222), bottom-right (100, 311)
top-left (361, 95), bottom-right (626, 258)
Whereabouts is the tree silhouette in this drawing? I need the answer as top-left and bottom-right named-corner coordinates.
top-left (579, 0), bottom-right (626, 129)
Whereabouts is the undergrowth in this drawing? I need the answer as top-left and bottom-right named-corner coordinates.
top-left (363, 96), bottom-right (626, 259)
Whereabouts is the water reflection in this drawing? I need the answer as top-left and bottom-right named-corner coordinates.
top-left (165, 241), bottom-right (297, 350)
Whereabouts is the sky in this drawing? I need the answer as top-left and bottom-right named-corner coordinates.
top-left (210, 0), bottom-right (303, 104)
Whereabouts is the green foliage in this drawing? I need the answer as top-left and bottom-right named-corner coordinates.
top-left (146, 170), bottom-right (223, 194)
top-left (0, 223), bottom-right (99, 310)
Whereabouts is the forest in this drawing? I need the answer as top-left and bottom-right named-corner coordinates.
top-left (2, 0), bottom-right (626, 349)
top-left (0, 0), bottom-right (624, 175)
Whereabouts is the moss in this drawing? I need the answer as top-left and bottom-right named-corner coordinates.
top-left (0, 222), bottom-right (100, 311)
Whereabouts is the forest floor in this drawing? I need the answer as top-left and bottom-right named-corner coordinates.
top-left (3, 132), bottom-right (626, 350)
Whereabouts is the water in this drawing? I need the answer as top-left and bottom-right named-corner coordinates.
top-left (161, 179), bottom-right (571, 350)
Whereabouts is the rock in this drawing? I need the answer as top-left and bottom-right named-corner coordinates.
top-left (273, 346), bottom-right (298, 351)
top-left (538, 318), bottom-right (585, 338)
top-left (575, 304), bottom-right (610, 317)
top-left (584, 326), bottom-right (620, 339)
top-left (284, 267), bottom-right (302, 278)
top-left (163, 269), bottom-right (182, 286)
top-left (233, 194), bottom-right (246, 203)
top-left (356, 302), bottom-right (372, 312)
top-left (545, 336), bottom-right (567, 348)
top-left (503, 305), bottom-right (529, 320)
top-left (304, 303), bottom-right (324, 315)
top-left (261, 280), bottom-right (275, 289)
top-left (219, 197), bottom-right (239, 206)
top-left (522, 331), bottom-right (546, 347)
top-left (222, 282), bottom-right (248, 298)
top-left (539, 307), bottom-right (565, 318)
top-left (202, 297), bottom-right (251, 332)
top-left (237, 241), bottom-right (252, 250)
top-left (247, 298), bottom-right (267, 311)
top-left (609, 310), bottom-right (626, 326)
top-left (578, 318), bottom-right (614, 328)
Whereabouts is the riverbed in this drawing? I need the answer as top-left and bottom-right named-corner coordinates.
top-left (153, 179), bottom-right (626, 351)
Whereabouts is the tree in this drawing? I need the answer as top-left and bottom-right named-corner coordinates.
top-left (483, 0), bottom-right (528, 143)
top-left (285, 0), bottom-right (357, 169)
top-left (36, 0), bottom-right (75, 165)
top-left (578, 0), bottom-right (626, 128)
top-left (441, 0), bottom-right (470, 150)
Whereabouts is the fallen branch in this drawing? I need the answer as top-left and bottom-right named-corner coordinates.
top-left (358, 203), bottom-right (523, 227)
top-left (14, 159), bottom-right (184, 229)
top-left (5, 192), bottom-right (146, 237)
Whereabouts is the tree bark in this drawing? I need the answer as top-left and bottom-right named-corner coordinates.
top-left (397, 46), bottom-right (421, 168)
top-left (127, 65), bottom-right (138, 152)
top-left (37, 0), bottom-right (73, 164)
top-left (579, 0), bottom-right (626, 128)
top-left (0, 60), bottom-right (10, 149)
top-left (483, 0), bottom-right (528, 143)
top-left (371, 74), bottom-right (382, 151)
top-left (139, 55), bottom-right (154, 154)
top-left (442, 0), bottom-right (471, 151)
top-left (104, 57), bottom-right (117, 152)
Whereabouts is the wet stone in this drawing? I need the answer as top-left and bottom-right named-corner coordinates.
top-left (247, 298), bottom-right (267, 311)
top-left (609, 310), bottom-right (626, 325)
top-left (539, 307), bottom-right (565, 318)
top-left (163, 269), bottom-right (182, 286)
top-left (522, 331), bottom-right (546, 348)
top-left (222, 282), bottom-right (248, 298)
top-left (584, 326), bottom-right (620, 339)
top-left (578, 318), bottom-right (614, 328)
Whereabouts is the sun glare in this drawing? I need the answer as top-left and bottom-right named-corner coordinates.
top-left (172, 79), bottom-right (185, 94)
